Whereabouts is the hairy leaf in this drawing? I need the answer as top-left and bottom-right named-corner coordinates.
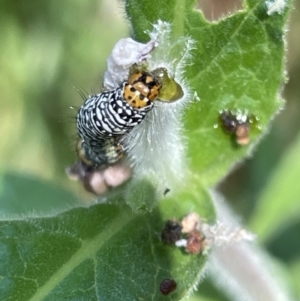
top-left (0, 0), bottom-right (293, 300)
top-left (126, 0), bottom-right (291, 186)
top-left (0, 172), bottom-right (80, 218)
top-left (0, 189), bottom-right (214, 300)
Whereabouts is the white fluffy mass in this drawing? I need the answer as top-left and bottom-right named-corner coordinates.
top-left (104, 37), bottom-right (156, 89)
top-left (104, 21), bottom-right (195, 195)
top-left (266, 0), bottom-right (286, 15)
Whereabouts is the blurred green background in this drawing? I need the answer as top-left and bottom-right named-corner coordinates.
top-left (0, 0), bottom-right (127, 199)
top-left (0, 0), bottom-right (300, 299)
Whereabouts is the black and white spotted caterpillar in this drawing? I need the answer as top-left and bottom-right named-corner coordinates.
top-left (76, 71), bottom-right (161, 168)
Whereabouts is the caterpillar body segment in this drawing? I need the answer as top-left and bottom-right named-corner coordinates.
top-left (76, 71), bottom-right (161, 167)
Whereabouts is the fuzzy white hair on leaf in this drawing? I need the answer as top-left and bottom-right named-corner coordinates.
top-left (266, 0), bottom-right (286, 15)
top-left (119, 21), bottom-right (195, 195)
top-left (102, 21), bottom-right (195, 198)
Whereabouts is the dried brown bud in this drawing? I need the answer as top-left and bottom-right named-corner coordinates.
top-left (66, 161), bottom-right (131, 195)
top-left (235, 123), bottom-right (250, 145)
top-left (181, 212), bottom-right (201, 233)
top-left (161, 220), bottom-right (182, 244)
top-left (186, 230), bottom-right (204, 254)
top-left (103, 164), bottom-right (132, 187)
top-left (219, 110), bottom-right (252, 145)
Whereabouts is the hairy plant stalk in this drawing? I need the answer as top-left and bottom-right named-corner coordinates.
top-left (208, 191), bottom-right (294, 301)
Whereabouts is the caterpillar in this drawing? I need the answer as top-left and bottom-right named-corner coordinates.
top-left (76, 70), bottom-right (161, 168)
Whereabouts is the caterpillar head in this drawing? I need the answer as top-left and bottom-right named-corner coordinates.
top-left (123, 71), bottom-right (161, 109)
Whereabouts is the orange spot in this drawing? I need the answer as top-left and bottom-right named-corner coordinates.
top-left (125, 71), bottom-right (161, 107)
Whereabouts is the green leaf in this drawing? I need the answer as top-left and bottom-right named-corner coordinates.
top-left (0, 189), bottom-right (215, 301)
top-left (124, 179), bottom-right (159, 213)
top-left (126, 0), bottom-right (291, 186)
top-left (0, 172), bottom-right (80, 218)
top-left (0, 0), bottom-right (293, 300)
top-left (249, 131), bottom-right (300, 241)
top-left (186, 278), bottom-right (230, 301)
top-left (288, 258), bottom-right (300, 300)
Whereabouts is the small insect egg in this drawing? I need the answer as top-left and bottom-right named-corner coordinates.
top-left (159, 279), bottom-right (177, 295)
